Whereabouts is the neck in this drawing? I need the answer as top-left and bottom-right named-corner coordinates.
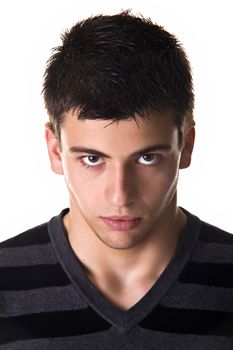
top-left (63, 200), bottom-right (187, 287)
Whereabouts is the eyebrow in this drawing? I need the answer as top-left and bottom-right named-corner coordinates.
top-left (69, 144), bottom-right (172, 158)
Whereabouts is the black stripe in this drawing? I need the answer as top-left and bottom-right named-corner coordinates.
top-left (0, 308), bottom-right (111, 345)
top-left (140, 304), bottom-right (233, 337)
top-left (0, 264), bottom-right (70, 290)
top-left (200, 223), bottom-right (233, 244)
top-left (0, 224), bottom-right (50, 248)
top-left (179, 262), bottom-right (233, 287)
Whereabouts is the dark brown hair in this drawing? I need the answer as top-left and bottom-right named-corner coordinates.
top-left (43, 10), bottom-right (194, 138)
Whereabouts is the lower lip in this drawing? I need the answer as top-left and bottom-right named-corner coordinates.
top-left (101, 217), bottom-right (141, 231)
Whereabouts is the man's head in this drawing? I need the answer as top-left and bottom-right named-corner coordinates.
top-left (43, 10), bottom-right (194, 141)
top-left (44, 11), bottom-right (195, 250)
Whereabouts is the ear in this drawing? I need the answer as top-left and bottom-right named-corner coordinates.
top-left (45, 122), bottom-right (64, 175)
top-left (179, 126), bottom-right (195, 169)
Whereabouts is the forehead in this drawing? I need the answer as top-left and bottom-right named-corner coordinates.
top-left (60, 110), bottom-right (179, 152)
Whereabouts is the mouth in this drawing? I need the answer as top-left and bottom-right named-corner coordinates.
top-left (100, 216), bottom-right (141, 231)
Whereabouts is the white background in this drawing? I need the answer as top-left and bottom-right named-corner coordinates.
top-left (0, 0), bottom-right (232, 241)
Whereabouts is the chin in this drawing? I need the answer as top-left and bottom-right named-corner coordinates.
top-left (95, 230), bottom-right (147, 250)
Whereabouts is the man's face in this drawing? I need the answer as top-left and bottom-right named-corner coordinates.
top-left (46, 110), bottom-right (194, 250)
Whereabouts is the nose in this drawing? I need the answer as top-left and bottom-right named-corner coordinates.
top-left (105, 164), bottom-right (136, 207)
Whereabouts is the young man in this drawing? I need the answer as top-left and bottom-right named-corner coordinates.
top-left (0, 11), bottom-right (232, 349)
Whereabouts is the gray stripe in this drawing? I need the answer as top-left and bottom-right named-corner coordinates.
top-left (161, 282), bottom-right (233, 312)
top-left (1, 330), bottom-right (232, 350)
top-left (0, 332), bottom-right (111, 350)
top-left (0, 284), bottom-right (88, 317)
top-left (191, 241), bottom-right (233, 263)
top-left (139, 329), bottom-right (233, 350)
top-left (0, 244), bottom-right (57, 266)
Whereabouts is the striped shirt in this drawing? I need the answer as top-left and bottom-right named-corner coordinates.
top-left (0, 208), bottom-right (233, 349)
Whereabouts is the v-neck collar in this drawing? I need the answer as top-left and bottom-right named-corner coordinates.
top-left (48, 208), bottom-right (201, 334)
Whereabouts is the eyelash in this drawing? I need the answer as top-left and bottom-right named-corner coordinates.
top-left (79, 153), bottom-right (162, 169)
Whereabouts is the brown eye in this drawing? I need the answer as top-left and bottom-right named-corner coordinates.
top-left (138, 153), bottom-right (161, 165)
top-left (87, 156), bottom-right (99, 163)
top-left (81, 156), bottom-right (103, 167)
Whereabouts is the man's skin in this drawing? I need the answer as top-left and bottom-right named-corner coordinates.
top-left (45, 109), bottom-right (195, 311)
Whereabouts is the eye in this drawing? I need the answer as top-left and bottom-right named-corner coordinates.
top-left (80, 155), bottom-right (104, 167)
top-left (138, 153), bottom-right (161, 165)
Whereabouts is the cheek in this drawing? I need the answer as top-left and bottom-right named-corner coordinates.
top-left (61, 159), bottom-right (83, 197)
top-left (139, 159), bottom-right (180, 205)
top-left (62, 160), bottom-right (102, 203)
top-left (159, 160), bottom-right (180, 201)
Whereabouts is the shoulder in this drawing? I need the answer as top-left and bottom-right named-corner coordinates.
top-left (0, 221), bottom-right (56, 271)
top-left (199, 220), bottom-right (233, 245)
top-left (179, 214), bottom-right (233, 291)
top-left (185, 217), bottom-right (233, 280)
top-left (0, 222), bottom-right (50, 250)
top-left (182, 209), bottom-right (233, 272)
top-left (181, 209), bottom-right (233, 262)
top-left (0, 219), bottom-right (65, 293)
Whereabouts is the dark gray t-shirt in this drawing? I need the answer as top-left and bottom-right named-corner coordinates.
top-left (0, 208), bottom-right (233, 349)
